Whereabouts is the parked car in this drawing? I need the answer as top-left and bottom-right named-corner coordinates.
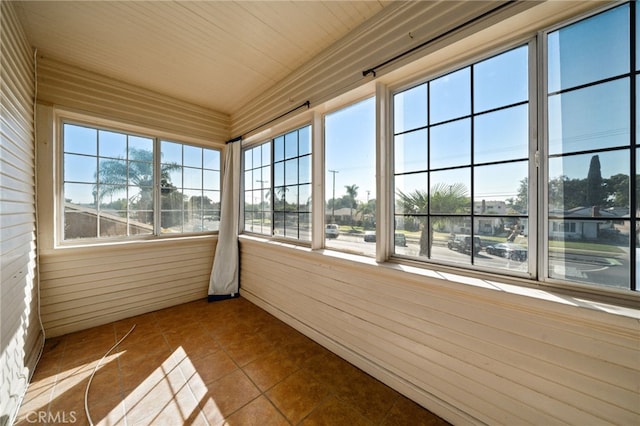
top-left (447, 234), bottom-right (481, 255)
top-left (362, 231), bottom-right (407, 246)
top-left (485, 243), bottom-right (527, 261)
top-left (325, 224), bottom-right (339, 238)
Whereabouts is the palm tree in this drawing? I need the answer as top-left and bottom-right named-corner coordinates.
top-left (273, 186), bottom-right (289, 211)
top-left (344, 184), bottom-right (359, 227)
top-left (356, 199), bottom-right (376, 229)
top-left (396, 182), bottom-right (469, 256)
top-left (429, 182), bottom-right (469, 214)
top-left (96, 148), bottom-right (181, 224)
top-left (396, 189), bottom-right (429, 255)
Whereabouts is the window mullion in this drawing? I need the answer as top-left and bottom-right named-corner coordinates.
top-left (96, 144), bottom-right (101, 239)
top-left (538, 29), bottom-right (550, 283)
top-left (270, 141), bottom-right (275, 237)
top-left (630, 0), bottom-right (636, 291)
top-left (154, 137), bottom-right (161, 236)
top-left (376, 82), bottom-right (391, 262)
top-left (470, 65), bottom-right (476, 265)
top-left (311, 112), bottom-right (324, 249)
top-left (531, 35), bottom-right (543, 281)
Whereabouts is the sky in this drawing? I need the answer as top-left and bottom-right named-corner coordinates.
top-left (63, 123), bottom-right (220, 206)
top-left (324, 97), bottom-right (376, 203)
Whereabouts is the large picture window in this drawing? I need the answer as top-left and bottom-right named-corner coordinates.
top-left (388, 2), bottom-right (639, 294)
top-left (62, 122), bottom-right (220, 241)
top-left (243, 125), bottom-right (312, 241)
top-left (393, 45), bottom-right (530, 274)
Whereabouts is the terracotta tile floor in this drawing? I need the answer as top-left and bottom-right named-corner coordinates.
top-left (16, 297), bottom-right (450, 425)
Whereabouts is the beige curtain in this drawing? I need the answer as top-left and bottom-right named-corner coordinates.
top-left (208, 140), bottom-right (241, 300)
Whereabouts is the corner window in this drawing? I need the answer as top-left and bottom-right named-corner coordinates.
top-left (243, 125), bottom-right (312, 241)
top-left (62, 122), bottom-right (220, 241)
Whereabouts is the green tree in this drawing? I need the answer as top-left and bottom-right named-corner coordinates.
top-left (160, 180), bottom-right (185, 228)
top-left (429, 182), bottom-right (469, 214)
top-left (604, 173), bottom-right (629, 208)
top-left (96, 148), bottom-right (181, 225)
top-left (507, 177), bottom-right (528, 214)
top-left (586, 154), bottom-right (605, 207)
top-left (344, 184), bottom-right (359, 226)
top-left (273, 186), bottom-right (289, 211)
top-left (189, 195), bottom-right (214, 210)
top-left (356, 199), bottom-right (376, 229)
top-left (396, 182), bottom-right (469, 256)
top-left (548, 175), bottom-right (586, 211)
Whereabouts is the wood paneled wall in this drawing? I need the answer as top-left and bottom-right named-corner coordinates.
top-left (0, 2), bottom-right (43, 424)
top-left (37, 57), bottom-right (229, 143)
top-left (240, 238), bottom-right (639, 425)
top-left (39, 238), bottom-right (216, 337)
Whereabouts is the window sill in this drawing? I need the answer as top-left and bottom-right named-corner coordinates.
top-left (47, 233), bottom-right (217, 254)
top-left (239, 234), bottom-right (640, 320)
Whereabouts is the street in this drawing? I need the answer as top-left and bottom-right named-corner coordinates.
top-left (325, 233), bottom-right (630, 290)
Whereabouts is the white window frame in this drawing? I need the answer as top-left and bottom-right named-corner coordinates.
top-left (241, 113), bottom-right (314, 245)
top-left (321, 94), bottom-right (378, 257)
top-left (387, 38), bottom-right (538, 280)
top-left (55, 109), bottom-right (221, 246)
top-left (540, 2), bottom-right (637, 294)
top-left (381, 2), bottom-right (640, 298)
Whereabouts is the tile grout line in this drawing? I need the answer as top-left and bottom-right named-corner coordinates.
top-left (195, 309), bottom-right (303, 425)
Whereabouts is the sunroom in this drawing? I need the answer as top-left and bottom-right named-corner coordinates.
top-left (2, 1), bottom-right (639, 425)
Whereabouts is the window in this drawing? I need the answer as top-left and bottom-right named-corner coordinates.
top-left (388, 2), bottom-right (639, 294)
top-left (243, 125), bottom-right (312, 241)
top-left (160, 141), bottom-right (221, 233)
top-left (244, 142), bottom-right (271, 236)
top-left (324, 98), bottom-right (376, 256)
top-left (393, 45), bottom-right (530, 275)
top-left (546, 3), bottom-right (635, 291)
top-left (62, 122), bottom-right (220, 241)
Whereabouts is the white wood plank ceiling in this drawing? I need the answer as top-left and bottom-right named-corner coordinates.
top-left (12, 0), bottom-right (391, 115)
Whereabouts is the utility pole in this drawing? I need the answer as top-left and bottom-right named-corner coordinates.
top-left (328, 169), bottom-right (339, 223)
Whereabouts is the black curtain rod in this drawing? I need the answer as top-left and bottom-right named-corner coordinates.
top-left (363, 1), bottom-right (515, 78)
top-left (226, 100), bottom-right (311, 144)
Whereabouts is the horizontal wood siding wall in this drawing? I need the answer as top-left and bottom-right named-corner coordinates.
top-left (37, 57), bottom-right (229, 143)
top-left (0, 2), bottom-right (43, 424)
top-left (240, 239), bottom-right (640, 425)
top-left (39, 238), bottom-right (216, 337)
top-left (35, 60), bottom-right (228, 337)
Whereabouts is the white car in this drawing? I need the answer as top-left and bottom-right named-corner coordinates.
top-left (325, 224), bottom-right (339, 238)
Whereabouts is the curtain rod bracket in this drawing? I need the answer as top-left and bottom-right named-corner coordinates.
top-left (225, 136), bottom-right (242, 145)
top-left (362, 69), bottom-right (376, 78)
